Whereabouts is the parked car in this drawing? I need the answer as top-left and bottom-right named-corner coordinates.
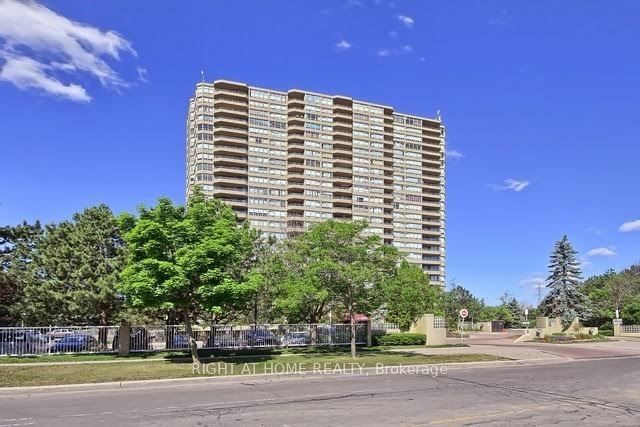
top-left (205, 330), bottom-right (244, 349)
top-left (50, 334), bottom-right (98, 353)
top-left (246, 328), bottom-right (278, 347)
top-left (112, 327), bottom-right (152, 351)
top-left (0, 330), bottom-right (48, 355)
top-left (281, 331), bottom-right (310, 346)
top-left (168, 333), bottom-right (190, 349)
top-left (46, 329), bottom-right (76, 343)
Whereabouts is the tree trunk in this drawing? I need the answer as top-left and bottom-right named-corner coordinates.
top-left (350, 308), bottom-right (356, 359)
top-left (166, 309), bottom-right (176, 349)
top-left (98, 311), bottom-right (109, 349)
top-left (183, 309), bottom-right (201, 365)
top-left (253, 300), bottom-right (259, 325)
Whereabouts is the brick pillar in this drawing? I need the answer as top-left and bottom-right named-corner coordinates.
top-left (118, 321), bottom-right (130, 356)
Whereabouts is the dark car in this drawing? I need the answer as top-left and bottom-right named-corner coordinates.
top-left (247, 328), bottom-right (278, 347)
top-left (112, 327), bottom-right (152, 351)
top-left (168, 333), bottom-right (190, 349)
top-left (50, 334), bottom-right (98, 353)
top-left (205, 329), bottom-right (244, 349)
top-left (0, 330), bottom-right (48, 355)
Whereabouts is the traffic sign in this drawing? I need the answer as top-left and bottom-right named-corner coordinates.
top-left (459, 308), bottom-right (469, 319)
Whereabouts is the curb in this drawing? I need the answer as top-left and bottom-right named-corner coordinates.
top-left (0, 357), bottom-right (565, 395)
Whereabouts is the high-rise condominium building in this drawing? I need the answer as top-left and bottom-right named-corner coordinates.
top-left (186, 80), bottom-right (446, 285)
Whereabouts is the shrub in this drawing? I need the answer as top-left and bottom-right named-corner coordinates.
top-left (599, 329), bottom-right (613, 337)
top-left (374, 333), bottom-right (426, 346)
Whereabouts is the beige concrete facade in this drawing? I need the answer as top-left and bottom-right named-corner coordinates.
top-left (186, 79), bottom-right (446, 285)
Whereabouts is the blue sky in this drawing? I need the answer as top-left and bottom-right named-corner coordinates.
top-left (1, 0), bottom-right (639, 305)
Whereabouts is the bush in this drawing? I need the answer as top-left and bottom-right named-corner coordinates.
top-left (599, 329), bottom-right (614, 336)
top-left (374, 333), bottom-right (426, 346)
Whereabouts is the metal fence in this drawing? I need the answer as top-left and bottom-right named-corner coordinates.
top-left (132, 324), bottom-right (369, 352)
top-left (620, 325), bottom-right (640, 334)
top-left (0, 323), bottom-right (380, 356)
top-left (0, 326), bottom-right (118, 356)
top-left (371, 323), bottom-right (401, 336)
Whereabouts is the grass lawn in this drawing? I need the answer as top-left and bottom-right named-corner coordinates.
top-left (0, 349), bottom-right (506, 387)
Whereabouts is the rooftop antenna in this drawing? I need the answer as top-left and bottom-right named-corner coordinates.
top-left (436, 109), bottom-right (442, 121)
top-left (201, 70), bottom-right (205, 82)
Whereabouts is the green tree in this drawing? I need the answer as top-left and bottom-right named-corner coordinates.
top-left (444, 282), bottom-right (484, 328)
top-left (583, 266), bottom-right (640, 326)
top-left (0, 221), bottom-right (43, 326)
top-left (290, 220), bottom-right (398, 358)
top-left (499, 292), bottom-right (523, 327)
top-left (478, 305), bottom-right (513, 325)
top-left (264, 232), bottom-right (332, 325)
top-left (381, 260), bottom-right (443, 331)
top-left (118, 190), bottom-right (256, 364)
top-left (15, 206), bottom-right (126, 347)
top-left (622, 295), bottom-right (640, 325)
top-left (539, 235), bottom-right (592, 326)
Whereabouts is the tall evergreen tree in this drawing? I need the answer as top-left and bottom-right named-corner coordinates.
top-left (0, 222), bottom-right (43, 325)
top-left (539, 235), bottom-right (592, 326)
top-left (17, 206), bottom-right (126, 339)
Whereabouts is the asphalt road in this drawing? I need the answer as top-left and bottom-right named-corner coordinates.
top-left (2, 357), bottom-right (640, 426)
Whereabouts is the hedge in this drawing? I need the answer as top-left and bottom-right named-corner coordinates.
top-left (374, 333), bottom-right (426, 346)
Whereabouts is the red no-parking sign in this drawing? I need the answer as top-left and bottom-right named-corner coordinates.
top-left (459, 308), bottom-right (469, 319)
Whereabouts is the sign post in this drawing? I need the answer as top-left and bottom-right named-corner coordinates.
top-left (459, 308), bottom-right (469, 346)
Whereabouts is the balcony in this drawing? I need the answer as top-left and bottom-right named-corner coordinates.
top-left (214, 125), bottom-right (247, 138)
top-left (214, 155), bottom-right (247, 167)
top-left (333, 176), bottom-right (352, 185)
top-left (213, 165), bottom-right (248, 176)
top-left (333, 186), bottom-right (352, 196)
top-left (213, 186), bottom-right (247, 197)
top-left (213, 176), bottom-right (247, 185)
top-left (214, 88), bottom-right (247, 99)
top-left (213, 97), bottom-right (246, 109)
top-left (214, 134), bottom-right (247, 147)
top-left (215, 105), bottom-right (247, 117)
top-left (214, 145), bottom-right (247, 156)
top-left (214, 116), bottom-right (247, 127)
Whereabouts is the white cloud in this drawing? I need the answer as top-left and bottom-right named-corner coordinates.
top-left (401, 45), bottom-right (413, 53)
top-left (335, 39), bottom-right (352, 50)
top-left (388, 30), bottom-right (398, 39)
top-left (491, 178), bottom-right (530, 192)
top-left (377, 45), bottom-right (414, 58)
top-left (586, 247), bottom-right (617, 257)
top-left (0, 51), bottom-right (90, 101)
top-left (520, 275), bottom-right (545, 290)
top-left (619, 219), bottom-right (640, 232)
top-left (519, 273), bottom-right (547, 303)
top-left (586, 227), bottom-right (604, 236)
top-left (419, 56), bottom-right (426, 62)
top-left (446, 149), bottom-right (463, 159)
top-left (344, 0), bottom-right (363, 8)
top-left (397, 14), bottom-right (415, 28)
top-left (136, 66), bottom-right (148, 83)
top-left (0, 0), bottom-right (138, 102)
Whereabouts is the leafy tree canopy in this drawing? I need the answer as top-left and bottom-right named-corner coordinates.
top-left (118, 188), bottom-right (257, 363)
